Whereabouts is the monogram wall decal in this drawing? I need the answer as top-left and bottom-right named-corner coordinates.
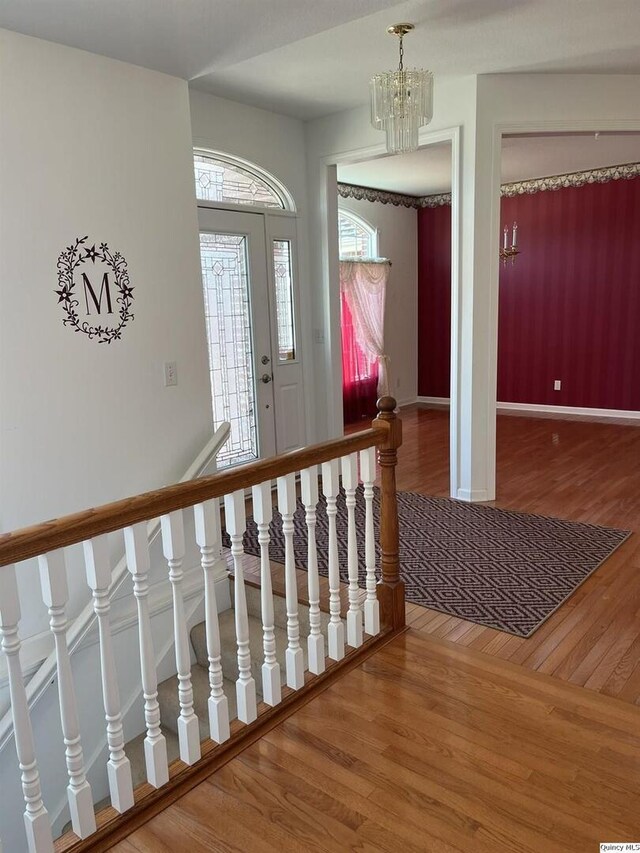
top-left (55, 236), bottom-right (134, 343)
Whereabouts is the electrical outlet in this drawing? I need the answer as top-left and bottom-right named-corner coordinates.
top-left (164, 361), bottom-right (178, 387)
top-left (553, 379), bottom-right (561, 391)
top-left (313, 328), bottom-right (325, 345)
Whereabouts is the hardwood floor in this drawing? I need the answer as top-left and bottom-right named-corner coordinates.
top-left (114, 409), bottom-right (640, 851)
top-left (246, 406), bottom-right (640, 704)
top-left (394, 406), bottom-right (640, 706)
top-left (115, 628), bottom-right (640, 852)
top-left (242, 406), bottom-right (640, 704)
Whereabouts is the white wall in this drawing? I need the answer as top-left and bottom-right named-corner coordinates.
top-left (337, 196), bottom-right (418, 406)
top-left (0, 34), bottom-right (235, 850)
top-left (189, 89), bottom-right (316, 441)
top-left (0, 28), bottom-right (213, 637)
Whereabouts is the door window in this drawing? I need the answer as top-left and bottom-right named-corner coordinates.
top-left (199, 232), bottom-right (258, 468)
top-left (272, 239), bottom-right (296, 362)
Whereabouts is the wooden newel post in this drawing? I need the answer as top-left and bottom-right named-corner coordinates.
top-left (373, 396), bottom-right (405, 630)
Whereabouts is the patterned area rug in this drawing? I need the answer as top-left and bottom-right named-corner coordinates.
top-left (225, 488), bottom-right (631, 637)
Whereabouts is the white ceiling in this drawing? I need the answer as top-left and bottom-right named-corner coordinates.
top-left (339, 144), bottom-right (452, 196)
top-left (0, 0), bottom-right (395, 82)
top-left (1, 0), bottom-right (640, 120)
top-left (337, 133), bottom-right (640, 196)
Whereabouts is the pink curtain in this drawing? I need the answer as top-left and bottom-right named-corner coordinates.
top-left (340, 292), bottom-right (379, 424)
top-left (339, 260), bottom-right (390, 425)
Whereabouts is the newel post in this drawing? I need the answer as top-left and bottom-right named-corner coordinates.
top-left (372, 396), bottom-right (405, 630)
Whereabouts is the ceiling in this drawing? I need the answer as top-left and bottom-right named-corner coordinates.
top-left (1, 0), bottom-right (640, 120)
top-left (337, 133), bottom-right (640, 196)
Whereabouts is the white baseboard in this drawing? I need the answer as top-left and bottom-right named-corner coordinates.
top-left (398, 396), bottom-right (417, 408)
top-left (496, 401), bottom-right (640, 421)
top-left (455, 488), bottom-right (490, 502)
top-left (416, 396), bottom-right (450, 408)
top-left (416, 396), bottom-right (640, 422)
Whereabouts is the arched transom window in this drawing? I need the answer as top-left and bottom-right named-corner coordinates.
top-left (338, 208), bottom-right (378, 259)
top-left (194, 151), bottom-right (294, 210)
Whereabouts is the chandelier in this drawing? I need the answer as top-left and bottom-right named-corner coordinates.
top-left (370, 23), bottom-right (433, 155)
top-left (500, 221), bottom-right (520, 266)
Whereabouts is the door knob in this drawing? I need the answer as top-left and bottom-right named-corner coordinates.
top-left (260, 373), bottom-right (273, 384)
top-left (261, 355), bottom-right (271, 364)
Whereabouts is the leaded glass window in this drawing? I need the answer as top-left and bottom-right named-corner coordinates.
top-left (199, 232), bottom-right (258, 468)
top-left (338, 209), bottom-right (378, 258)
top-left (195, 153), bottom-right (285, 209)
top-left (272, 239), bottom-right (296, 361)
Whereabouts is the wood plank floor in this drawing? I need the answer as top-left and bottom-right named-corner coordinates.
top-left (394, 406), bottom-right (640, 706)
top-left (247, 406), bottom-right (640, 706)
top-left (114, 628), bottom-right (640, 852)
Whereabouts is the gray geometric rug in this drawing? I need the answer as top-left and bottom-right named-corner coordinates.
top-left (225, 487), bottom-right (631, 637)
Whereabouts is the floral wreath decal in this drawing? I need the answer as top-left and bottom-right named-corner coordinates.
top-left (55, 236), bottom-right (134, 343)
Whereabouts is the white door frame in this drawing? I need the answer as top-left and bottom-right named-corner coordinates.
top-left (472, 116), bottom-right (640, 502)
top-left (319, 126), bottom-right (462, 496)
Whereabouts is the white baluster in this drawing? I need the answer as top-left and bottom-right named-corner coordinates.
top-left (224, 491), bottom-right (257, 724)
top-left (161, 511), bottom-right (201, 765)
top-left (276, 474), bottom-right (305, 690)
top-left (82, 537), bottom-right (134, 813)
top-left (124, 524), bottom-right (169, 788)
top-left (251, 482), bottom-right (281, 705)
top-left (360, 447), bottom-right (380, 635)
top-left (321, 459), bottom-right (345, 661)
top-left (0, 565), bottom-right (53, 853)
top-left (38, 551), bottom-right (96, 838)
top-left (341, 453), bottom-right (364, 648)
top-left (300, 466), bottom-right (325, 674)
top-left (194, 500), bottom-right (230, 742)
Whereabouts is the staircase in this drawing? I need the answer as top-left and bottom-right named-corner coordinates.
top-left (0, 396), bottom-right (405, 853)
top-left (120, 580), bottom-right (330, 792)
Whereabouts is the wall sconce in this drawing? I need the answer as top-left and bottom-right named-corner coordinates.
top-left (500, 221), bottom-right (520, 266)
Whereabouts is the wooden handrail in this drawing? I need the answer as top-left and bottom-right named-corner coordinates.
top-left (0, 427), bottom-right (386, 568)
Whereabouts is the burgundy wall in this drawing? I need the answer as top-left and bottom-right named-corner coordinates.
top-left (418, 202), bottom-right (451, 399)
top-left (418, 176), bottom-right (640, 411)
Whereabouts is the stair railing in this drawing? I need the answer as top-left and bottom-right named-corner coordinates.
top-left (0, 422), bottom-right (232, 757)
top-left (0, 398), bottom-right (404, 853)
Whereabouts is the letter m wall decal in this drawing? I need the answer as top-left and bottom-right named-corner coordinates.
top-left (82, 272), bottom-right (114, 315)
top-left (56, 236), bottom-right (135, 343)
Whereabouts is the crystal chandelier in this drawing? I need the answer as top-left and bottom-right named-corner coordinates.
top-left (370, 23), bottom-right (433, 155)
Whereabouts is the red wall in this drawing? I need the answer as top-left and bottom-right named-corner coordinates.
top-left (417, 202), bottom-right (452, 399)
top-left (418, 176), bottom-right (640, 411)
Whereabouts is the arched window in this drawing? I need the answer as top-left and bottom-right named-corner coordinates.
top-left (338, 208), bottom-right (378, 258)
top-left (194, 150), bottom-right (295, 211)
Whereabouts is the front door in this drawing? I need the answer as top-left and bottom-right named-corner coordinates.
top-left (198, 206), bottom-right (306, 467)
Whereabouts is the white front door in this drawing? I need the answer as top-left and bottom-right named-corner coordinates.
top-left (198, 206), bottom-right (306, 467)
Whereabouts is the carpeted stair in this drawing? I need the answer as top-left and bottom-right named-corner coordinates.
top-left (65, 579), bottom-right (327, 831)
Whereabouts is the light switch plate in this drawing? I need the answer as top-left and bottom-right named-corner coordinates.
top-left (164, 361), bottom-right (178, 387)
